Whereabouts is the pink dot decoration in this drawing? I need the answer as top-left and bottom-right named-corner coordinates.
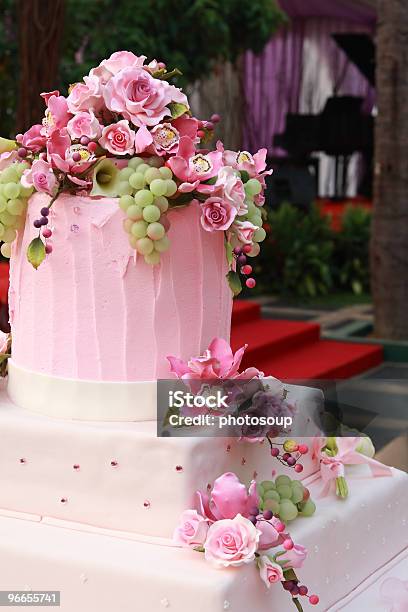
top-left (110, 460), bottom-right (118, 467)
top-left (60, 497), bottom-right (68, 504)
top-left (143, 500), bottom-right (151, 509)
top-left (175, 465), bottom-right (183, 472)
top-left (73, 464), bottom-right (80, 471)
top-left (19, 458), bottom-right (27, 464)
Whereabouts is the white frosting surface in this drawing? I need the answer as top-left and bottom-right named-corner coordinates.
top-left (0, 383), bottom-right (321, 538)
top-left (0, 468), bottom-right (406, 611)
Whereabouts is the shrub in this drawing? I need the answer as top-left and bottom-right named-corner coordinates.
top-left (252, 202), bottom-right (334, 298)
top-left (333, 205), bottom-right (371, 295)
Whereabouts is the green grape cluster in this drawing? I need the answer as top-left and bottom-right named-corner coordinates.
top-left (118, 157), bottom-right (176, 264)
top-left (0, 162), bottom-right (33, 258)
top-left (241, 177), bottom-right (266, 257)
top-left (258, 475), bottom-right (316, 522)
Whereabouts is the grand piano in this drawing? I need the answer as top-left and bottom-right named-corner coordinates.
top-left (268, 33), bottom-right (375, 207)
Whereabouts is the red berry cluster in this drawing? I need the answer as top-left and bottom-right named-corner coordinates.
top-left (268, 438), bottom-right (309, 473)
top-left (233, 245), bottom-right (256, 289)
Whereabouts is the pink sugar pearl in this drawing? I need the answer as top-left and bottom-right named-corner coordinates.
top-left (283, 538), bottom-right (294, 550)
top-left (309, 595), bottom-right (319, 605)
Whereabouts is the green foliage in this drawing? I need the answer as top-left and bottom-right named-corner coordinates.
top-left (0, 0), bottom-right (283, 134)
top-left (333, 205), bottom-right (371, 295)
top-left (250, 202), bottom-right (372, 299)
top-left (60, 0), bottom-right (284, 90)
top-left (255, 202), bottom-right (334, 298)
top-left (0, 0), bottom-right (18, 137)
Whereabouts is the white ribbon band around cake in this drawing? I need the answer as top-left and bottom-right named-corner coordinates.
top-left (7, 360), bottom-right (157, 422)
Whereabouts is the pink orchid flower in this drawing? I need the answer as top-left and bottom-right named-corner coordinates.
top-left (46, 129), bottom-right (92, 175)
top-left (217, 141), bottom-right (269, 178)
top-left (196, 472), bottom-right (259, 522)
top-left (167, 136), bottom-right (222, 192)
top-left (135, 116), bottom-right (199, 156)
top-left (167, 337), bottom-right (261, 384)
top-left (41, 93), bottom-right (71, 137)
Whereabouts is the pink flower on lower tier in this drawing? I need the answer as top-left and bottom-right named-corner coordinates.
top-left (200, 196), bottom-right (237, 232)
top-left (21, 159), bottom-right (57, 196)
top-left (276, 543), bottom-right (307, 569)
top-left (197, 472), bottom-right (259, 522)
top-left (99, 120), bottom-right (135, 156)
top-left (204, 514), bottom-right (261, 568)
top-left (103, 66), bottom-right (188, 127)
top-left (167, 337), bottom-right (262, 384)
top-left (21, 124), bottom-right (47, 153)
top-left (258, 556), bottom-right (284, 587)
top-left (67, 110), bottom-right (102, 140)
top-left (173, 510), bottom-right (209, 548)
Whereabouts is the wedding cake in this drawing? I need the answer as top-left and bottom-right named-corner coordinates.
top-left (0, 51), bottom-right (407, 612)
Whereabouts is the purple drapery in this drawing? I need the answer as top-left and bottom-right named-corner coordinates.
top-left (243, 0), bottom-right (376, 156)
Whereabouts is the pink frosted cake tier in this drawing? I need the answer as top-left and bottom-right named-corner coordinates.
top-left (9, 193), bottom-right (232, 382)
top-left (0, 383), bottom-right (321, 539)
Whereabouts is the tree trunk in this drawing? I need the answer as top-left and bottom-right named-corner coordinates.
top-left (16, 0), bottom-right (65, 134)
top-left (189, 60), bottom-right (244, 152)
top-left (371, 0), bottom-right (408, 339)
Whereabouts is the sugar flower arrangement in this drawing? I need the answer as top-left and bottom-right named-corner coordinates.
top-left (174, 472), bottom-right (319, 610)
top-left (167, 337), bottom-right (310, 475)
top-left (0, 50), bottom-right (269, 294)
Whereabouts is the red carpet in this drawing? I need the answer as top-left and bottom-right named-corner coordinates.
top-left (231, 300), bottom-right (382, 380)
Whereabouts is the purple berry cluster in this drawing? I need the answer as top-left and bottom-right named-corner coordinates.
top-left (33, 207), bottom-right (53, 254)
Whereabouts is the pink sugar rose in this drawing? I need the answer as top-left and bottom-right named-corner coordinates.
top-left (99, 120), bottom-right (135, 156)
top-left (21, 124), bottom-right (46, 152)
top-left (67, 76), bottom-right (103, 113)
top-left (21, 159), bottom-right (57, 196)
top-left (214, 166), bottom-right (247, 215)
top-left (259, 556), bottom-right (284, 587)
top-left (173, 510), bottom-right (209, 548)
top-left (90, 51), bottom-right (146, 84)
top-left (276, 543), bottom-right (307, 570)
top-left (67, 110), bottom-right (102, 140)
top-left (231, 219), bottom-right (258, 245)
top-left (200, 196), bottom-right (237, 232)
top-left (204, 514), bottom-right (260, 568)
top-left (103, 66), bottom-right (188, 127)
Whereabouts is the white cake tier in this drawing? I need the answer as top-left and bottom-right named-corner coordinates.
top-left (0, 469), bottom-right (406, 612)
top-left (0, 383), bottom-right (321, 538)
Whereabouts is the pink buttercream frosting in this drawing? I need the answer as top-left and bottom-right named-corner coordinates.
top-left (9, 194), bottom-right (232, 382)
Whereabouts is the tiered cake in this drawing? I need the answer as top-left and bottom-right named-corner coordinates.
top-left (0, 51), bottom-right (407, 611)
